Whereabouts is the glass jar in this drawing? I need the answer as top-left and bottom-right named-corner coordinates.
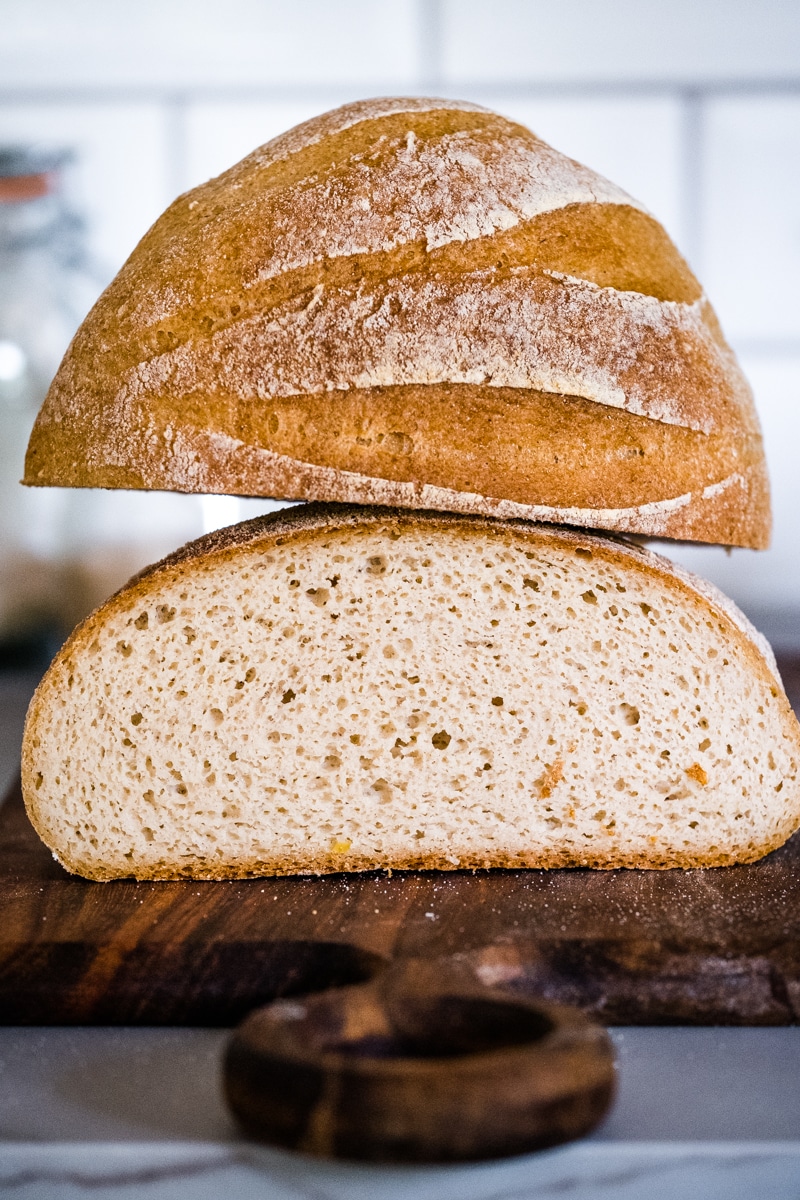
top-left (0, 147), bottom-right (101, 660)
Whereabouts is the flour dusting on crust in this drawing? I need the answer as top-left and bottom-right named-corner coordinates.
top-left (123, 273), bottom-right (755, 435)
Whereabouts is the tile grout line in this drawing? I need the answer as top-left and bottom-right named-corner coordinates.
top-left (417, 0), bottom-right (444, 92)
top-left (731, 339), bottom-right (800, 358)
top-left (0, 79), bottom-right (799, 105)
top-left (678, 86), bottom-right (706, 278)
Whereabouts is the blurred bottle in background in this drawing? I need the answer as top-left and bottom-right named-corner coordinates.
top-left (0, 147), bottom-right (210, 669)
top-left (0, 146), bottom-right (101, 665)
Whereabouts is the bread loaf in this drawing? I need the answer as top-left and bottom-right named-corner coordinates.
top-left (22, 504), bottom-right (799, 880)
top-left (24, 97), bottom-right (769, 549)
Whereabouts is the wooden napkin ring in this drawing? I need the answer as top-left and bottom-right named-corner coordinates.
top-left (223, 957), bottom-right (615, 1162)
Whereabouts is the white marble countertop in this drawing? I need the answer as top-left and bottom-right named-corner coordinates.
top-left (0, 1027), bottom-right (799, 1198)
top-left (1, 672), bottom-right (799, 1198)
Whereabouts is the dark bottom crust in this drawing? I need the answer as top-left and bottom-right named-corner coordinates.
top-left (56, 835), bottom-right (792, 882)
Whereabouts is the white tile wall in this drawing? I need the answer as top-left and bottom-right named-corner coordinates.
top-left (0, 0), bottom-right (421, 88)
top-left (0, 0), bottom-right (798, 639)
top-left (441, 0), bottom-right (800, 84)
top-left (702, 96), bottom-right (800, 343)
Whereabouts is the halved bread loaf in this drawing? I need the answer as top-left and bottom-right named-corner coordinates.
top-left (24, 97), bottom-right (769, 548)
top-left (22, 504), bottom-right (799, 880)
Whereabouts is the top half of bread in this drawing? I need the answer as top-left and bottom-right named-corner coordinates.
top-left (25, 97), bottom-right (769, 549)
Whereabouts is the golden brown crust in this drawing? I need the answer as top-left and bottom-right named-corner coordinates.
top-left (23, 502), bottom-right (799, 879)
top-left (24, 99), bottom-right (769, 550)
top-left (26, 383), bottom-right (770, 549)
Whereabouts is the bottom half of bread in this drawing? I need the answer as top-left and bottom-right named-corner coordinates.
top-left (22, 510), bottom-right (799, 879)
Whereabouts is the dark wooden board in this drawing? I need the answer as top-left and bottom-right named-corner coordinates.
top-left (1, 777), bottom-right (799, 1025)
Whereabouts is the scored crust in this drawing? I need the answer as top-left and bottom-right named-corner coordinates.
top-left (22, 503), bottom-right (799, 879)
top-left (24, 99), bottom-right (769, 549)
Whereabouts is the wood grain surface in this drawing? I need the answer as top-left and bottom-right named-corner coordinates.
top-left (1, 777), bottom-right (798, 1025)
top-left (224, 959), bottom-right (616, 1161)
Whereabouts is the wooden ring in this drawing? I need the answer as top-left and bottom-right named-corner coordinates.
top-left (223, 957), bottom-right (616, 1162)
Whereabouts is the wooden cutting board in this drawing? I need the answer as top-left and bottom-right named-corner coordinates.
top-left (1, 777), bottom-right (798, 1026)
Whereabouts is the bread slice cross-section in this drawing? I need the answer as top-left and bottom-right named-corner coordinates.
top-left (22, 504), bottom-right (800, 879)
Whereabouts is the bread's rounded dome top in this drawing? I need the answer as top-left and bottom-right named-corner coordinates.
top-left (24, 98), bottom-right (769, 548)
